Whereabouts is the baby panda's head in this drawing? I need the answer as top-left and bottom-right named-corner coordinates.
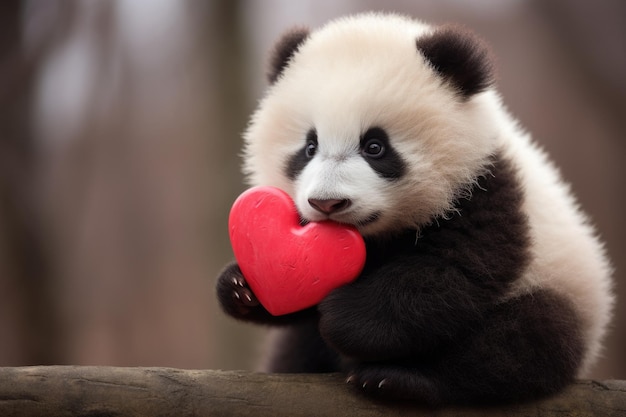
top-left (243, 13), bottom-right (501, 237)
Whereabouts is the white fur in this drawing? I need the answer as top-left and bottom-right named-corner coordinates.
top-left (243, 12), bottom-right (613, 376)
top-left (494, 108), bottom-right (614, 375)
top-left (245, 13), bottom-right (499, 235)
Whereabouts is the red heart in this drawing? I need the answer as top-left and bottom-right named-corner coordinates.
top-left (229, 186), bottom-right (366, 316)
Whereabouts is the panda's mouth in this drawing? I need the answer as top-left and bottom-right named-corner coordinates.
top-left (354, 211), bottom-right (381, 227)
top-left (299, 211), bottom-right (381, 228)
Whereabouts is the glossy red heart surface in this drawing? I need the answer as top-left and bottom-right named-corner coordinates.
top-left (229, 186), bottom-right (366, 316)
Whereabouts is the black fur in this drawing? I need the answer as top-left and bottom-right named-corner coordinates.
top-left (216, 153), bottom-right (584, 405)
top-left (416, 25), bottom-right (495, 98)
top-left (267, 27), bottom-right (310, 84)
top-left (266, 320), bottom-right (342, 373)
top-left (343, 289), bottom-right (583, 404)
top-left (359, 127), bottom-right (407, 180)
top-left (285, 128), bottom-right (317, 180)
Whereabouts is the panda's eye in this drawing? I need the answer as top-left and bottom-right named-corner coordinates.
top-left (362, 138), bottom-right (385, 159)
top-left (305, 141), bottom-right (317, 158)
top-left (303, 128), bottom-right (318, 159)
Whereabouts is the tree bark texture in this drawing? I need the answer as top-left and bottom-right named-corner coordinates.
top-left (0, 366), bottom-right (625, 417)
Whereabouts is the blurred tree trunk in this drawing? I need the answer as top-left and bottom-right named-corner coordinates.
top-left (0, 0), bottom-right (258, 368)
top-left (31, 0), bottom-right (254, 368)
top-left (199, 0), bottom-right (266, 371)
top-left (0, 1), bottom-right (61, 365)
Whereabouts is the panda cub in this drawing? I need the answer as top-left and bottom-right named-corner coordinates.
top-left (217, 13), bottom-right (613, 405)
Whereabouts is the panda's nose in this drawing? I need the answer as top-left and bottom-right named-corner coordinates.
top-left (308, 198), bottom-right (351, 215)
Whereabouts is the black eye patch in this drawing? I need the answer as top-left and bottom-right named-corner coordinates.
top-left (360, 127), bottom-right (406, 180)
top-left (285, 128), bottom-right (317, 180)
top-left (285, 127), bottom-right (406, 181)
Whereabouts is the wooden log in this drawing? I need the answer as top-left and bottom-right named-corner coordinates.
top-left (0, 366), bottom-right (624, 417)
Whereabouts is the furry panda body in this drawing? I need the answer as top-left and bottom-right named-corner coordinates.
top-left (217, 13), bottom-right (613, 405)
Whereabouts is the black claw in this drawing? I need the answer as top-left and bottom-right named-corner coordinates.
top-left (239, 288), bottom-right (259, 307)
top-left (218, 262), bottom-right (267, 319)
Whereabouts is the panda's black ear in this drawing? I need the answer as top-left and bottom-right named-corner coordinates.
top-left (416, 25), bottom-right (495, 98)
top-left (267, 27), bottom-right (310, 84)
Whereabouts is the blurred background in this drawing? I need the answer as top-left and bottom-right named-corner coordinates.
top-left (0, 0), bottom-right (624, 379)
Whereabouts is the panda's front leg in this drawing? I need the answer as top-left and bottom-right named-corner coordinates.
top-left (318, 258), bottom-right (485, 361)
top-left (216, 262), bottom-right (265, 319)
top-left (317, 258), bottom-right (489, 403)
top-left (319, 263), bottom-right (584, 405)
top-left (216, 261), bottom-right (318, 325)
top-left (217, 263), bottom-right (262, 319)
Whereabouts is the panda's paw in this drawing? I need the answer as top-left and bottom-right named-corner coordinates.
top-left (216, 262), bottom-right (260, 317)
top-left (230, 275), bottom-right (260, 309)
top-left (347, 365), bottom-right (443, 405)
